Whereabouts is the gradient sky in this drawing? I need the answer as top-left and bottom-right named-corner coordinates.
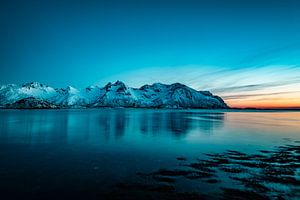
top-left (1, 0), bottom-right (300, 108)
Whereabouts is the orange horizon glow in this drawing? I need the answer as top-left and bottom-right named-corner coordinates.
top-left (226, 99), bottom-right (300, 109)
top-left (221, 85), bottom-right (300, 109)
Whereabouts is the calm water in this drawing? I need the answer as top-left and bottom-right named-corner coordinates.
top-left (0, 109), bottom-right (299, 199)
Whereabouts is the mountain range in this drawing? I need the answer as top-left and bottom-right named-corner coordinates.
top-left (0, 81), bottom-right (229, 109)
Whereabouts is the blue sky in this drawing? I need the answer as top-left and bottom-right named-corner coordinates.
top-left (1, 0), bottom-right (300, 107)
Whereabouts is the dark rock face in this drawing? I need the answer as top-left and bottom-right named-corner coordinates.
top-left (6, 97), bottom-right (59, 109)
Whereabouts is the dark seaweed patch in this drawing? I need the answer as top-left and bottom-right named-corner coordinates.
top-left (185, 162), bottom-right (216, 173)
top-left (152, 176), bottom-right (176, 183)
top-left (219, 166), bottom-right (246, 173)
top-left (176, 157), bottom-right (187, 161)
top-left (229, 177), bottom-right (270, 192)
top-left (116, 143), bottom-right (300, 199)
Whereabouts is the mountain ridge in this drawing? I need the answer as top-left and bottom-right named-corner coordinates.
top-left (0, 81), bottom-right (229, 109)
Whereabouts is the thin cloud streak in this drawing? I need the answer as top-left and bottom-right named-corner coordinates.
top-left (234, 44), bottom-right (300, 67)
top-left (212, 78), bottom-right (300, 93)
top-left (223, 91), bottom-right (300, 100)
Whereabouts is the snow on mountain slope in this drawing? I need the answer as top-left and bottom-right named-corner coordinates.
top-left (20, 82), bottom-right (57, 98)
top-left (134, 82), bottom-right (227, 108)
top-left (52, 86), bottom-right (86, 107)
top-left (93, 81), bottom-right (139, 107)
top-left (0, 84), bottom-right (20, 105)
top-left (84, 85), bottom-right (104, 104)
top-left (0, 81), bottom-right (229, 109)
top-left (0, 82), bottom-right (56, 105)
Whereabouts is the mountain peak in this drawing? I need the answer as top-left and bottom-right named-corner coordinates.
top-left (103, 81), bottom-right (128, 93)
top-left (66, 86), bottom-right (77, 92)
top-left (113, 80), bottom-right (126, 86)
top-left (22, 82), bottom-right (48, 89)
top-left (57, 86), bottom-right (79, 94)
top-left (170, 82), bottom-right (186, 87)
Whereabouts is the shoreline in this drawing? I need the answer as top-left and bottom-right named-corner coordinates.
top-left (1, 107), bottom-right (300, 112)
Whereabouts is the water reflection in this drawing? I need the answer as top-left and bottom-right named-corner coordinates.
top-left (1, 110), bottom-right (300, 200)
top-left (114, 110), bottom-right (127, 139)
top-left (0, 109), bottom-right (225, 144)
top-left (2, 110), bottom-right (300, 147)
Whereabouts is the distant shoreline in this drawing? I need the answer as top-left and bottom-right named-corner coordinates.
top-left (231, 107), bottom-right (300, 111)
top-left (1, 107), bottom-right (300, 112)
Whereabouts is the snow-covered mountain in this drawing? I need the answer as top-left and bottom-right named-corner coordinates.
top-left (0, 81), bottom-right (229, 109)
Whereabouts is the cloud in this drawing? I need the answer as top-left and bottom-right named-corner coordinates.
top-left (222, 91), bottom-right (300, 100)
top-left (212, 78), bottom-right (300, 93)
top-left (233, 44), bottom-right (300, 67)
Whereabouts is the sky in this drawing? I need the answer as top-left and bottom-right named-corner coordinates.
top-left (1, 0), bottom-right (300, 108)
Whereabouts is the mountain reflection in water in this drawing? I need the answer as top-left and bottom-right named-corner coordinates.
top-left (0, 109), bottom-right (225, 143)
